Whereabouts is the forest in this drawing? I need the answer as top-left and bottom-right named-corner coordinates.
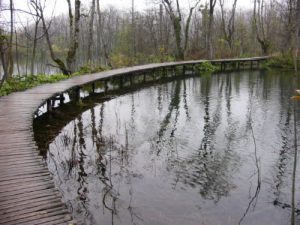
top-left (0, 0), bottom-right (300, 86)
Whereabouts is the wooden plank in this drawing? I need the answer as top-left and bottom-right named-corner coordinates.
top-left (15, 214), bottom-right (71, 225)
top-left (0, 189), bottom-right (61, 207)
top-left (0, 206), bottom-right (69, 224)
top-left (0, 201), bottom-right (65, 220)
top-left (6, 209), bottom-right (70, 225)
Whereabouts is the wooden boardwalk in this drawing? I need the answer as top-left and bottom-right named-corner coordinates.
top-left (0, 56), bottom-right (268, 225)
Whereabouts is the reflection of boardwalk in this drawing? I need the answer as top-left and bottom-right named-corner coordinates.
top-left (0, 57), bottom-right (268, 224)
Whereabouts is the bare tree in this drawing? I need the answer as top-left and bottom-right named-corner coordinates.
top-left (253, 0), bottom-right (271, 55)
top-left (294, 0), bottom-right (300, 71)
top-left (96, 0), bottom-right (102, 64)
top-left (7, 0), bottom-right (14, 78)
top-left (25, 0), bottom-right (44, 75)
top-left (161, 0), bottom-right (200, 60)
top-left (208, 0), bottom-right (217, 59)
top-left (33, 0), bottom-right (81, 75)
top-left (131, 0), bottom-right (136, 58)
top-left (219, 0), bottom-right (238, 53)
top-left (66, 0), bottom-right (81, 72)
top-left (87, 0), bottom-right (95, 64)
top-left (0, 28), bottom-right (9, 86)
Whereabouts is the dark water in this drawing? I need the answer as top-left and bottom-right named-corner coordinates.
top-left (35, 70), bottom-right (300, 225)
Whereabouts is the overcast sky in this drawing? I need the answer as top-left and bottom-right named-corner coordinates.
top-left (1, 0), bottom-right (253, 27)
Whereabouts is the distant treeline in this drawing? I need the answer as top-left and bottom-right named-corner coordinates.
top-left (0, 0), bottom-right (300, 82)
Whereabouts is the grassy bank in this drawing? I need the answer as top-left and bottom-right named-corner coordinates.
top-left (0, 66), bottom-right (108, 97)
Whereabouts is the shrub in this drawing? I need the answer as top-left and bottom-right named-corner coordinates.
top-left (195, 61), bottom-right (217, 74)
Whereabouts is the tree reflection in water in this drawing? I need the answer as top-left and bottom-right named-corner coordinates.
top-left (39, 70), bottom-right (300, 225)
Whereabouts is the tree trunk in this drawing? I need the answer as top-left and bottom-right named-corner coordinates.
top-left (15, 30), bottom-right (20, 75)
top-left (131, 0), bottom-right (136, 58)
top-left (87, 0), bottom-right (96, 65)
top-left (96, 0), bottom-right (102, 64)
top-left (40, 6), bottom-right (70, 75)
top-left (7, 0), bottom-right (14, 78)
top-left (30, 20), bottom-right (39, 75)
top-left (294, 0), bottom-right (300, 72)
top-left (0, 30), bottom-right (8, 87)
top-left (208, 0), bottom-right (216, 59)
top-left (66, 0), bottom-right (81, 73)
top-left (173, 17), bottom-right (184, 60)
top-left (184, 2), bottom-right (200, 56)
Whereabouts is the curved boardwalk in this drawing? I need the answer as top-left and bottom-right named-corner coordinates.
top-left (0, 57), bottom-right (268, 225)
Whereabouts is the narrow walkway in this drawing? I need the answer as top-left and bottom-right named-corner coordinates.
top-left (0, 57), bottom-right (268, 224)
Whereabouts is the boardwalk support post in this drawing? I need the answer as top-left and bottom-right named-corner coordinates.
top-left (47, 99), bottom-right (52, 112)
top-left (92, 82), bottom-right (95, 93)
top-left (59, 94), bottom-right (64, 105)
top-left (119, 76), bottom-right (123, 88)
top-left (104, 80), bottom-right (108, 93)
top-left (75, 86), bottom-right (82, 104)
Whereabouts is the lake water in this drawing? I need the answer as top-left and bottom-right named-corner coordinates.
top-left (34, 70), bottom-right (300, 225)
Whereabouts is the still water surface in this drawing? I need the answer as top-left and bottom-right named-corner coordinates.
top-left (38, 70), bottom-right (300, 225)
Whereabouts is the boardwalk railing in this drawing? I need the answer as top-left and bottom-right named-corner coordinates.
top-left (0, 56), bottom-right (269, 225)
